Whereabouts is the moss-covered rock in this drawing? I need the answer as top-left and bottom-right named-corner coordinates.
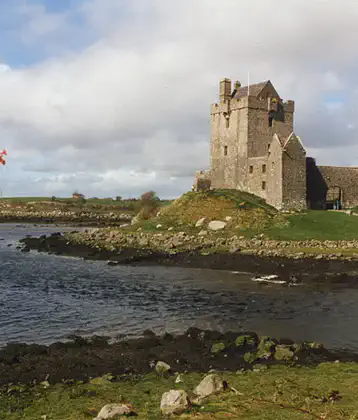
top-left (244, 352), bottom-right (258, 364)
top-left (274, 345), bottom-right (294, 361)
top-left (304, 341), bottom-right (324, 350)
top-left (211, 342), bottom-right (226, 355)
top-left (235, 334), bottom-right (256, 348)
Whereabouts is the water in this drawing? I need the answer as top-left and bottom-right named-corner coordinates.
top-left (1, 223), bottom-right (358, 350)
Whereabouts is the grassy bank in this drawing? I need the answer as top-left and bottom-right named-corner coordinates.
top-left (2, 363), bottom-right (358, 419)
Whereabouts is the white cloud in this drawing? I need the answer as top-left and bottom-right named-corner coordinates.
top-left (1, 0), bottom-right (358, 197)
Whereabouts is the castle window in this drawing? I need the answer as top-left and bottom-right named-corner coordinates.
top-left (268, 116), bottom-right (273, 127)
top-left (224, 145), bottom-right (228, 156)
top-left (262, 164), bottom-right (266, 173)
top-left (272, 161), bottom-right (275, 169)
top-left (249, 165), bottom-right (253, 174)
top-left (262, 181), bottom-right (266, 190)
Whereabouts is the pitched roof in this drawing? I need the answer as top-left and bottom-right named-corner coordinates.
top-left (232, 80), bottom-right (269, 99)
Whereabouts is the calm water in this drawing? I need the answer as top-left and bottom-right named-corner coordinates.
top-left (1, 224), bottom-right (358, 350)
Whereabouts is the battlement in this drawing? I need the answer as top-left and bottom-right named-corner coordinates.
top-left (283, 100), bottom-right (295, 113)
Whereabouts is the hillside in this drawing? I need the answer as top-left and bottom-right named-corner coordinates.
top-left (154, 189), bottom-right (285, 232)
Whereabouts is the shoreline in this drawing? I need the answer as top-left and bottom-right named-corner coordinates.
top-left (19, 233), bottom-right (358, 282)
top-left (1, 328), bottom-right (357, 386)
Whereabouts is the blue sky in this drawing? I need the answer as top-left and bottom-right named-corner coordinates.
top-left (0, 0), bottom-right (358, 198)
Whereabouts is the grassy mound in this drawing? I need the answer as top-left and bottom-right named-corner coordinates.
top-left (156, 189), bottom-right (282, 232)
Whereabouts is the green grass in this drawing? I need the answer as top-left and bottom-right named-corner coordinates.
top-left (266, 210), bottom-right (358, 241)
top-left (2, 364), bottom-right (358, 419)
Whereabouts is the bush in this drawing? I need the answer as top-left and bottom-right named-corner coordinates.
top-left (139, 191), bottom-right (160, 219)
top-left (116, 196), bottom-right (122, 201)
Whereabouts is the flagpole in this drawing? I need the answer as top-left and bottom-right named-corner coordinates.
top-left (248, 71), bottom-right (250, 96)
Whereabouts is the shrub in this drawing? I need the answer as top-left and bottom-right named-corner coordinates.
top-left (139, 191), bottom-right (160, 219)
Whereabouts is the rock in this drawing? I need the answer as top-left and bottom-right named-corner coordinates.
top-left (195, 217), bottom-right (206, 228)
top-left (155, 361), bottom-right (171, 375)
top-left (193, 374), bottom-right (227, 400)
top-left (94, 403), bottom-right (132, 419)
top-left (208, 221), bottom-right (227, 231)
top-left (198, 230), bottom-right (208, 236)
top-left (304, 341), bottom-right (324, 350)
top-left (160, 390), bottom-right (190, 415)
top-left (235, 334), bottom-right (256, 348)
top-left (156, 224), bottom-right (162, 229)
top-left (257, 336), bottom-right (276, 358)
top-left (274, 345), bottom-right (294, 361)
top-left (225, 216), bottom-right (232, 222)
top-left (211, 342), bottom-right (225, 354)
top-left (243, 352), bottom-right (257, 364)
top-left (175, 374), bottom-right (184, 383)
top-left (168, 227), bottom-right (174, 231)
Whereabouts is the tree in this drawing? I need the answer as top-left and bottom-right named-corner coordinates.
top-left (139, 190), bottom-right (160, 219)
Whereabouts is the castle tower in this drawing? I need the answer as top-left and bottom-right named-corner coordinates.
top-left (204, 78), bottom-right (306, 209)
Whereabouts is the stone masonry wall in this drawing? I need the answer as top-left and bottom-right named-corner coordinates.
top-left (314, 165), bottom-right (358, 208)
top-left (281, 136), bottom-right (307, 210)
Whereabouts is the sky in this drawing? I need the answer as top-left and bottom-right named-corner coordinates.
top-left (0, 0), bottom-right (358, 198)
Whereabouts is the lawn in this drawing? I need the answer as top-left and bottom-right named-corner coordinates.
top-left (266, 210), bottom-right (358, 241)
top-left (1, 364), bottom-right (358, 419)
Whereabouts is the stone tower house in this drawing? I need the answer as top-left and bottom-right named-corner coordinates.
top-left (195, 78), bottom-right (307, 210)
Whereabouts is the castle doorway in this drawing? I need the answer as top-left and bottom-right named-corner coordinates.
top-left (326, 186), bottom-right (343, 209)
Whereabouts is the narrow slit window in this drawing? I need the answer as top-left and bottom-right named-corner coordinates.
top-left (268, 117), bottom-right (273, 127)
top-left (249, 165), bottom-right (253, 174)
top-left (272, 161), bottom-right (275, 169)
top-left (224, 145), bottom-right (228, 156)
top-left (262, 164), bottom-right (266, 173)
top-left (262, 181), bottom-right (266, 190)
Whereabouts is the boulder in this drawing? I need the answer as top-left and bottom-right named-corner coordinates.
top-left (160, 390), bottom-right (190, 416)
top-left (193, 374), bottom-right (227, 399)
top-left (211, 342), bottom-right (225, 354)
top-left (195, 217), bottom-right (206, 228)
top-left (274, 345), bottom-right (294, 361)
top-left (198, 230), bottom-right (208, 236)
top-left (208, 221), bottom-right (227, 231)
top-left (235, 334), bottom-right (256, 348)
top-left (243, 352), bottom-right (257, 364)
top-left (93, 403), bottom-right (132, 419)
top-left (225, 216), bottom-right (232, 222)
top-left (155, 361), bottom-right (171, 375)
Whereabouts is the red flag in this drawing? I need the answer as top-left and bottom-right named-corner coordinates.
top-left (0, 149), bottom-right (7, 156)
top-left (0, 156), bottom-right (5, 165)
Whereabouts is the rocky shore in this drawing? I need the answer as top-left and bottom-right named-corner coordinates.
top-left (19, 231), bottom-right (358, 283)
top-left (0, 207), bottom-right (132, 226)
top-left (0, 328), bottom-right (355, 386)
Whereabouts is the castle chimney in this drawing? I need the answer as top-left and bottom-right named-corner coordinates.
top-left (219, 78), bottom-right (231, 103)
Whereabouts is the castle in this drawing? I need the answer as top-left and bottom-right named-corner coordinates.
top-left (194, 78), bottom-right (358, 210)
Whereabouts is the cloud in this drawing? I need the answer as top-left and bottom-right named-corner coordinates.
top-left (1, 0), bottom-right (358, 197)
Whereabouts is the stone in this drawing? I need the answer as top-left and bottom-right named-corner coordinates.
top-left (198, 230), bottom-right (208, 236)
top-left (235, 334), bottom-right (256, 348)
top-left (195, 217), bottom-right (206, 228)
top-left (156, 224), bottom-right (163, 229)
top-left (94, 403), bottom-right (131, 419)
top-left (274, 345), bottom-right (294, 361)
top-left (168, 227), bottom-right (174, 231)
top-left (193, 374), bottom-right (226, 399)
top-left (304, 341), bottom-right (324, 350)
top-left (155, 361), bottom-right (171, 375)
top-left (225, 216), bottom-right (232, 222)
top-left (175, 374), bottom-right (184, 383)
top-left (208, 221), bottom-right (227, 231)
top-left (160, 390), bottom-right (190, 416)
top-left (211, 342), bottom-right (226, 354)
top-left (244, 352), bottom-right (257, 364)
